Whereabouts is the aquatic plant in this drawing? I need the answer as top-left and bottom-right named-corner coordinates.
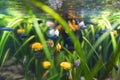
top-left (1, 0), bottom-right (120, 80)
top-left (0, 17), bottom-right (23, 68)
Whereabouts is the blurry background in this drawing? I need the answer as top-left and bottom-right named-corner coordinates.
top-left (0, 0), bottom-right (120, 17)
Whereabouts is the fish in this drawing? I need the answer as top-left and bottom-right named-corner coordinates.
top-left (84, 21), bottom-right (96, 26)
top-left (75, 19), bottom-right (80, 24)
top-left (63, 36), bottom-right (74, 51)
top-left (34, 51), bottom-right (42, 58)
top-left (19, 34), bottom-right (28, 40)
top-left (68, 19), bottom-right (79, 31)
top-left (62, 24), bottom-right (83, 50)
top-left (47, 36), bottom-right (58, 40)
top-left (77, 20), bottom-right (96, 30)
top-left (0, 27), bottom-right (14, 31)
top-left (80, 25), bottom-right (87, 29)
top-left (46, 21), bottom-right (55, 27)
top-left (78, 21), bottom-right (87, 29)
top-left (46, 40), bottom-right (54, 48)
top-left (47, 29), bottom-right (59, 40)
top-left (74, 59), bottom-right (81, 67)
top-left (95, 29), bottom-right (110, 41)
top-left (94, 34), bottom-right (100, 41)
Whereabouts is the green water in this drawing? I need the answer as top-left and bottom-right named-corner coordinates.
top-left (0, 0), bottom-right (119, 17)
top-left (0, 0), bottom-right (26, 16)
top-left (0, 0), bottom-right (110, 16)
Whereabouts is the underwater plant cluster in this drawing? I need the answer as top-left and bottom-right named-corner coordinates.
top-left (0, 0), bottom-right (120, 80)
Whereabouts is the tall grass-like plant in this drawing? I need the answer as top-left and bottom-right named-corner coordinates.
top-left (86, 12), bottom-right (120, 79)
top-left (0, 17), bottom-right (24, 67)
top-left (30, 0), bottom-right (94, 79)
top-left (25, 1), bottom-right (120, 80)
top-left (1, 1), bottom-right (120, 80)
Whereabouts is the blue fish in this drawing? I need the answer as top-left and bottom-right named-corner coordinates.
top-left (84, 21), bottom-right (96, 26)
top-left (76, 19), bottom-right (96, 30)
top-left (77, 21), bottom-right (87, 30)
top-left (81, 25), bottom-right (87, 29)
top-left (34, 51), bottom-right (42, 58)
top-left (0, 27), bottom-right (14, 31)
top-left (47, 35), bottom-right (58, 40)
top-left (95, 29), bottom-right (110, 41)
top-left (95, 34), bottom-right (100, 41)
top-left (19, 34), bottom-right (28, 40)
top-left (76, 19), bottom-right (80, 24)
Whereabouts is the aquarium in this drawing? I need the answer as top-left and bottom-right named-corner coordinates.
top-left (0, 0), bottom-right (120, 80)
